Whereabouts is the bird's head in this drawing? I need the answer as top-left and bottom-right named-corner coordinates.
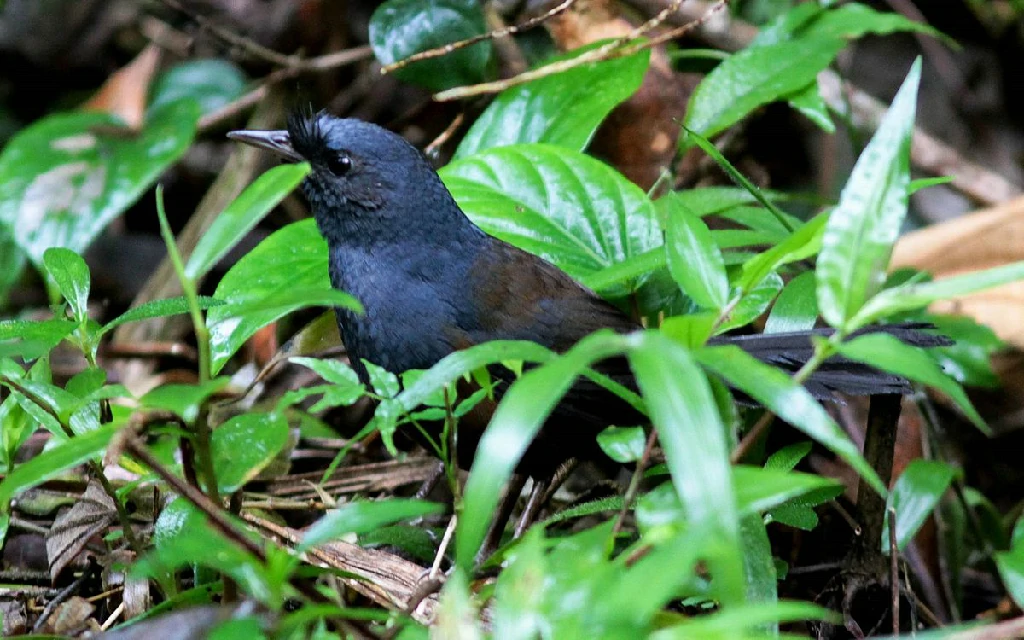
top-left (228, 111), bottom-right (464, 245)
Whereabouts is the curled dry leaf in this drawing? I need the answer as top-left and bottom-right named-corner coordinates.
top-left (892, 195), bottom-right (1024, 348)
top-left (83, 44), bottom-right (162, 132)
top-left (46, 481), bottom-right (117, 583)
top-left (545, 0), bottom-right (697, 190)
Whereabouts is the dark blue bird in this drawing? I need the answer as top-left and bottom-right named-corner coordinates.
top-left (227, 112), bottom-right (946, 476)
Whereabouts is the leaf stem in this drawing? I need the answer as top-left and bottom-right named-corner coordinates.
top-left (154, 186), bottom-right (221, 505)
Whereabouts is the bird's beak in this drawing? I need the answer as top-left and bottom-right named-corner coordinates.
top-left (226, 129), bottom-right (305, 162)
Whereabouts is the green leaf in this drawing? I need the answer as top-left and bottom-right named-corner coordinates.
top-left (662, 198), bottom-right (729, 311)
top-left (836, 333), bottom-right (988, 434)
top-left (579, 247), bottom-right (665, 294)
top-left (764, 441), bottom-right (812, 471)
top-left (925, 314), bottom-right (1002, 388)
top-left (369, 0), bottom-right (493, 92)
top-left (764, 271), bottom-right (818, 334)
top-left (42, 247), bottom-right (90, 321)
top-left (0, 102), bottom-right (198, 282)
top-left (817, 59), bottom-right (920, 330)
top-left (442, 144), bottom-right (660, 298)
top-left (456, 331), bottom-right (627, 571)
top-left (289, 357), bottom-right (365, 408)
top-left (211, 412), bottom-right (290, 494)
top-left (799, 3), bottom-right (949, 42)
top-left (882, 459), bottom-right (958, 553)
top-left (717, 271), bottom-right (783, 333)
top-left (697, 344), bottom-right (886, 496)
top-left (786, 81), bottom-right (835, 133)
top-left (149, 59), bottom-right (248, 116)
top-left (396, 341), bottom-right (555, 412)
top-left (596, 426), bottom-right (646, 463)
top-left (185, 163), bottom-right (310, 280)
top-left (207, 220), bottom-right (329, 374)
top-left (100, 296), bottom-right (224, 336)
top-left (628, 332), bottom-right (745, 604)
top-left (683, 129), bottom-right (797, 236)
top-left (300, 499), bottom-right (443, 550)
top-left (738, 212), bottom-right (828, 293)
top-left (684, 38), bottom-right (846, 140)
top-left (853, 259), bottom-right (1024, 327)
top-left (0, 422), bottom-right (120, 506)
top-left (739, 515), bottom-right (777, 626)
top-left (733, 465), bottom-right (841, 515)
top-left (650, 601), bottom-right (836, 639)
top-left (997, 541), bottom-right (1024, 610)
top-left (139, 378), bottom-right (230, 423)
top-left (219, 287), bottom-right (360, 319)
top-left (0, 318), bottom-right (75, 359)
top-left (455, 44), bottom-right (649, 158)
top-left (134, 498), bottom-right (265, 593)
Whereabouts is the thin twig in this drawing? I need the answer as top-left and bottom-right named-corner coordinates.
top-left (890, 505), bottom-right (900, 637)
top-left (433, 0), bottom-right (727, 102)
top-left (612, 429), bottom-right (659, 536)
top-left (383, 0), bottom-right (577, 74)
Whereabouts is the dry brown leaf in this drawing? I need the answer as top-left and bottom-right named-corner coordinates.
top-left (82, 43), bottom-right (162, 132)
top-left (546, 0), bottom-right (696, 190)
top-left (892, 195), bottom-right (1024, 347)
top-left (46, 481), bottom-right (117, 583)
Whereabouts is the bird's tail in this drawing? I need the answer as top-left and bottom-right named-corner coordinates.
top-left (711, 323), bottom-right (951, 398)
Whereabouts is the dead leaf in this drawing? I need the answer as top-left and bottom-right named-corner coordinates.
top-left (46, 481), bottom-right (117, 583)
top-left (545, 0), bottom-right (697, 190)
top-left (892, 195), bottom-right (1024, 348)
top-left (83, 44), bottom-right (162, 132)
top-left (46, 596), bottom-right (96, 635)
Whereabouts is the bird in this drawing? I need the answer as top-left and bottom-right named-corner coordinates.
top-left (227, 111), bottom-right (948, 478)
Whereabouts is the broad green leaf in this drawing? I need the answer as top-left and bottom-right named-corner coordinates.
top-left (491, 528), bottom-right (548, 639)
top-left (684, 38), bottom-right (846, 140)
top-left (817, 59), bottom-right (920, 330)
top-left (42, 247), bottom-right (90, 321)
top-left (925, 314), bottom-right (1002, 388)
top-left (456, 331), bottom-right (627, 571)
top-left (139, 378), bottom-right (230, 423)
top-left (396, 340), bottom-right (555, 412)
top-left (0, 224), bottom-right (16, 304)
top-left (670, 187), bottom-right (782, 217)
top-left (369, 0), bottom-right (493, 92)
top-left (185, 163), bottom-right (310, 280)
top-left (359, 525), bottom-right (439, 564)
top-left (629, 332), bottom-right (745, 604)
top-left (290, 357), bottom-right (365, 408)
top-left (134, 498), bottom-right (265, 593)
top-left (786, 81), bottom-right (835, 132)
top-left (442, 144), bottom-right (660, 298)
top-left (211, 412), bottom-right (290, 494)
top-left (717, 271), bottom-right (784, 333)
top-left (0, 101), bottom-right (198, 283)
top-left (579, 247), bottom-right (665, 293)
top-left (0, 318), bottom-right (75, 359)
top-left (853, 259), bottom-right (1024, 327)
top-left (455, 45), bottom-right (649, 158)
top-left (997, 541), bottom-right (1024, 610)
top-left (596, 425), bottom-right (646, 463)
top-left (764, 271), bottom-right (818, 334)
top-left (733, 465), bottom-right (841, 514)
top-left (218, 287), bottom-right (360, 319)
top-left (662, 198), bottom-right (729, 311)
top-left (300, 499), bottom-right (443, 550)
top-left (207, 220), bottom-right (328, 374)
top-left (764, 441), bottom-right (812, 472)
top-left (149, 59), bottom-right (248, 116)
top-left (738, 212), bottom-right (828, 293)
top-left (836, 333), bottom-right (988, 433)
top-left (0, 421), bottom-right (120, 506)
top-left (697, 344), bottom-right (886, 496)
top-left (99, 296), bottom-right (224, 336)
top-left (800, 3), bottom-right (948, 42)
top-left (882, 459), bottom-right (958, 552)
top-left (740, 516), bottom-right (777, 628)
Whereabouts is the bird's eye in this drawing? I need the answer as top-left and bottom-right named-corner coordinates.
top-left (327, 153), bottom-right (352, 177)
